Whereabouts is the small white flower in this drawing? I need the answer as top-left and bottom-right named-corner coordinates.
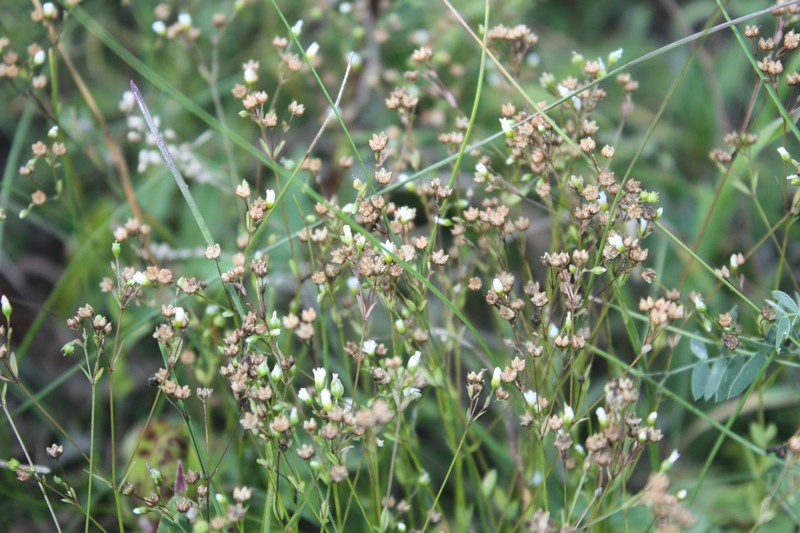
top-left (523, 390), bottom-right (538, 410)
top-left (270, 363), bottom-right (282, 382)
top-left (298, 388), bottom-right (311, 403)
top-left (33, 49), bottom-right (46, 66)
top-left (597, 191), bottom-right (609, 211)
top-left (319, 388), bottom-right (333, 411)
top-left (396, 206), bottom-right (416, 224)
top-left (312, 367), bottom-right (326, 390)
top-left (47, 126), bottom-right (59, 139)
top-left (354, 233), bottom-right (366, 250)
top-left (778, 146), bottom-right (791, 162)
top-left (676, 489), bottom-right (687, 501)
top-left (491, 367), bottom-right (501, 389)
top-left (403, 387), bottom-right (421, 400)
top-left (596, 406), bottom-right (608, 428)
top-left (408, 351), bottom-right (421, 371)
top-left (362, 339), bottom-right (377, 356)
top-left (558, 85), bottom-right (580, 108)
top-left (265, 189), bottom-right (276, 208)
top-left (607, 48), bottom-right (623, 65)
top-left (492, 278), bottom-right (504, 294)
top-left (348, 51), bottom-right (363, 68)
top-left (291, 19), bottom-right (303, 36)
top-left (42, 3), bottom-right (56, 18)
top-left (647, 411), bottom-right (658, 426)
top-left (339, 2), bottom-right (353, 14)
top-left (1, 295), bottom-right (11, 318)
top-left (476, 162), bottom-right (489, 177)
top-left (499, 117), bottom-right (514, 137)
top-left (693, 294), bottom-right (707, 313)
top-left (563, 406), bottom-right (575, 425)
top-left (290, 407), bottom-right (299, 425)
top-left (132, 271), bottom-right (148, 285)
top-left (119, 91), bottom-right (136, 113)
top-left (173, 307), bottom-right (186, 327)
top-left (152, 20), bottom-right (166, 35)
top-left (177, 13), bottom-right (192, 29)
top-left (607, 232), bottom-right (624, 252)
top-left (243, 67), bottom-right (257, 84)
top-left (305, 42), bottom-right (319, 59)
top-left (341, 225), bottom-right (353, 245)
top-left (661, 449), bottom-right (680, 472)
top-left (347, 277), bottom-right (359, 293)
top-left (330, 373), bottom-right (344, 398)
top-left (267, 312), bottom-right (280, 329)
top-left (380, 240), bottom-right (396, 254)
top-left (381, 240), bottom-right (396, 263)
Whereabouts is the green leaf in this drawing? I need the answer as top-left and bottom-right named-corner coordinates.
top-left (481, 469), bottom-right (497, 498)
top-left (775, 316), bottom-right (790, 351)
top-left (704, 358), bottom-right (727, 401)
top-left (770, 290), bottom-right (798, 313)
top-left (716, 355), bottom-right (743, 401)
top-left (726, 353), bottom-right (767, 398)
top-left (691, 361), bottom-right (709, 401)
top-left (690, 336), bottom-right (709, 360)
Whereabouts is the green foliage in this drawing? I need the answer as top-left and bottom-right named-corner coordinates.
top-left (2, 0), bottom-right (800, 532)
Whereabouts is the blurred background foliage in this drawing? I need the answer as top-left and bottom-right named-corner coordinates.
top-left (1, 0), bottom-right (799, 530)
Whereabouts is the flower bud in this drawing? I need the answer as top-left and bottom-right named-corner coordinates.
top-left (499, 118), bottom-right (514, 138)
top-left (42, 3), bottom-right (56, 19)
top-left (660, 449), bottom-right (680, 472)
top-left (177, 13), bottom-right (192, 29)
top-left (341, 225), bottom-right (353, 245)
top-left (596, 407), bottom-right (609, 428)
top-left (270, 363), bottom-right (282, 382)
top-left (563, 405), bottom-right (575, 425)
top-left (330, 373), bottom-right (344, 399)
top-left (1, 295), bottom-right (11, 319)
top-left (319, 388), bottom-right (333, 412)
top-left (297, 387), bottom-right (311, 404)
top-left (524, 390), bottom-right (539, 411)
top-left (312, 367), bottom-right (326, 391)
top-left (492, 278), bottom-right (504, 294)
top-left (172, 307), bottom-right (187, 328)
top-left (491, 367), bottom-right (501, 389)
top-left (291, 19), bottom-right (303, 36)
top-left (607, 48), bottom-right (623, 66)
top-left (407, 351), bottom-right (421, 372)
